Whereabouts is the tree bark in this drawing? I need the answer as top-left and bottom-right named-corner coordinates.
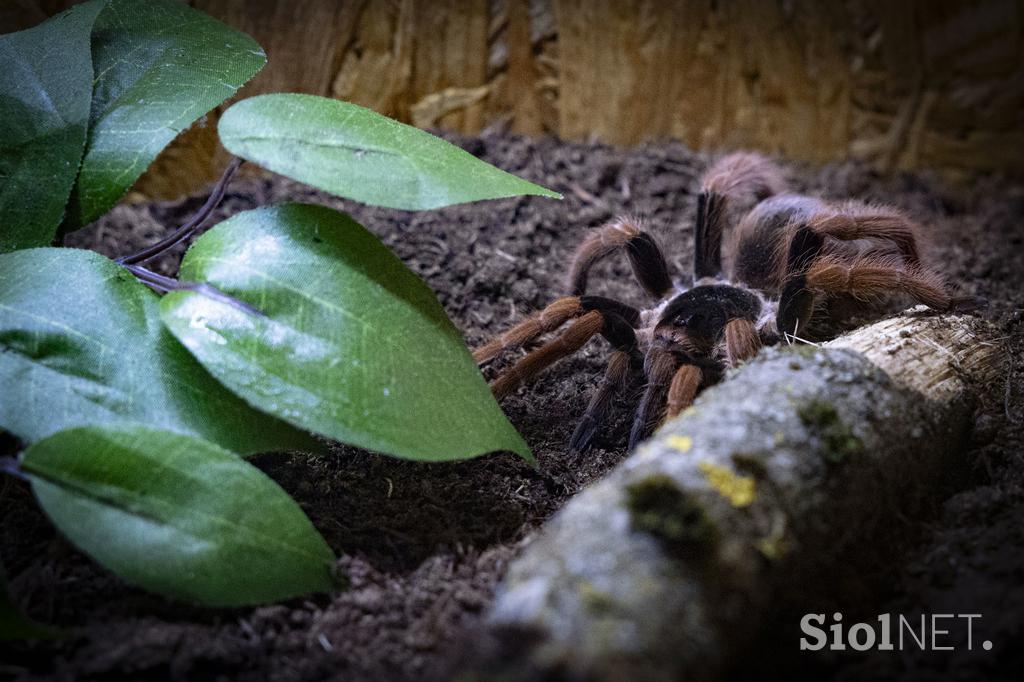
top-left (483, 311), bottom-right (1003, 681)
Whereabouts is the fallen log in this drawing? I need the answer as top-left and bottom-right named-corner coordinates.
top-left (483, 310), bottom-right (1003, 681)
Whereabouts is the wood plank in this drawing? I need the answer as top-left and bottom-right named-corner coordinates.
top-left (7, 0), bottom-right (1022, 201)
top-left (410, 0), bottom-right (489, 130)
top-left (506, 0), bottom-right (543, 134)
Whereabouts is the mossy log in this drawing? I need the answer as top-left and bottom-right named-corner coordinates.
top-left (484, 311), bottom-right (1003, 681)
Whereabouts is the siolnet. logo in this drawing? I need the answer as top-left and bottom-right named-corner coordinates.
top-left (800, 613), bottom-right (992, 652)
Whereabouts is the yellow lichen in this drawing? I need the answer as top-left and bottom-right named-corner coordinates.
top-left (578, 581), bottom-right (616, 613)
top-left (666, 435), bottom-right (693, 453)
top-left (757, 535), bottom-right (790, 560)
top-left (698, 461), bottom-right (756, 507)
top-left (757, 514), bottom-right (790, 560)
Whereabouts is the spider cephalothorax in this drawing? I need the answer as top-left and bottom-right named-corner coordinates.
top-left (475, 152), bottom-right (981, 452)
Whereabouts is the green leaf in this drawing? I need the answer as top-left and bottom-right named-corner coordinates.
top-left (218, 93), bottom-right (561, 210)
top-left (0, 557), bottom-right (54, 640)
top-left (21, 425), bottom-right (337, 606)
top-left (0, 0), bottom-right (106, 253)
top-left (161, 203), bottom-right (532, 462)
top-left (0, 248), bottom-right (320, 455)
top-left (64, 0), bottom-right (266, 229)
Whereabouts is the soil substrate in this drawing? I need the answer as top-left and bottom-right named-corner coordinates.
top-left (2, 133), bottom-right (1023, 681)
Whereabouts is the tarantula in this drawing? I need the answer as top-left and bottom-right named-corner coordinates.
top-left (475, 152), bottom-right (980, 452)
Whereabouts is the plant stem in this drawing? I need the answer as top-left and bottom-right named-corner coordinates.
top-left (118, 157), bottom-right (243, 266)
top-left (0, 456), bottom-right (27, 482)
top-left (122, 263), bottom-right (264, 317)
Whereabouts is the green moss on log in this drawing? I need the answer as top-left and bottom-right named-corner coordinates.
top-left (798, 400), bottom-right (864, 464)
top-left (625, 474), bottom-right (714, 556)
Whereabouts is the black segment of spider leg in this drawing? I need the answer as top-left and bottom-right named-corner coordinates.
top-left (569, 311), bottom-right (641, 454)
top-left (579, 295), bottom-right (641, 327)
top-left (628, 346), bottom-right (679, 451)
top-left (567, 218), bottom-right (673, 299)
top-left (786, 224), bottom-right (826, 273)
top-left (694, 152), bottom-right (788, 281)
top-left (625, 232), bottom-right (673, 298)
top-left (694, 191), bottom-right (724, 280)
top-left (776, 226), bottom-right (826, 338)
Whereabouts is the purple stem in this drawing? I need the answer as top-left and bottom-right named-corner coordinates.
top-left (0, 456), bottom-right (27, 481)
top-left (118, 157), bottom-right (243, 266)
top-left (123, 263), bottom-right (264, 317)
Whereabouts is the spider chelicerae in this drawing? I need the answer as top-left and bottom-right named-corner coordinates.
top-left (474, 152), bottom-right (982, 453)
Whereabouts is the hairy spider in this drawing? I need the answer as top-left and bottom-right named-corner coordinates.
top-left (475, 152), bottom-right (981, 452)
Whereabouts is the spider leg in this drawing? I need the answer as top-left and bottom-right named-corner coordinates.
top-left (474, 296), bottom-right (582, 365)
top-left (664, 364), bottom-right (702, 422)
top-left (695, 152), bottom-right (788, 280)
top-left (491, 311), bottom-right (604, 400)
top-left (776, 226), bottom-right (827, 338)
top-left (474, 295), bottom-right (639, 365)
top-left (723, 318), bottom-right (762, 367)
top-left (628, 347), bottom-right (678, 450)
top-left (779, 252), bottom-right (980, 337)
top-left (569, 313), bottom-right (640, 453)
top-left (694, 190), bottom-right (725, 280)
top-left (567, 218), bottom-right (673, 298)
top-left (808, 203), bottom-right (923, 267)
top-left (488, 295), bottom-right (644, 399)
top-left (806, 256), bottom-right (953, 309)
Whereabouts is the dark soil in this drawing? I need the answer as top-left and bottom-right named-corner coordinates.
top-left (2, 132), bottom-right (1022, 681)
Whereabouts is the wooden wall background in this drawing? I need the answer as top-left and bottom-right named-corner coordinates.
top-left (6, 0), bottom-right (1024, 199)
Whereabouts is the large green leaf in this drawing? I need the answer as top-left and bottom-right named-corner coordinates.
top-left (63, 0), bottom-right (266, 229)
top-left (161, 203), bottom-right (532, 462)
top-left (0, 557), bottom-right (54, 640)
top-left (21, 425), bottom-right (337, 606)
top-left (0, 1), bottom-right (106, 253)
top-left (0, 248), bottom-right (320, 455)
top-left (218, 93), bottom-right (561, 210)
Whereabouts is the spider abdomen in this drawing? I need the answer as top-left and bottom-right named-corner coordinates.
top-left (731, 194), bottom-right (826, 293)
